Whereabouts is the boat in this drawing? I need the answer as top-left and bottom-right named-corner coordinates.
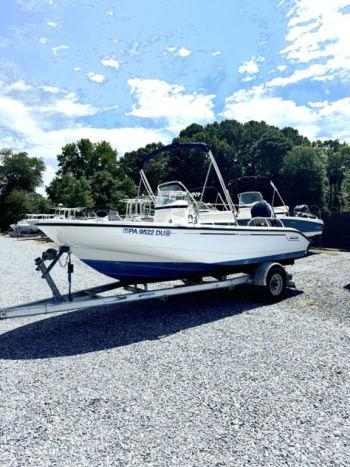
top-left (10, 213), bottom-right (56, 235)
top-left (37, 142), bottom-right (309, 282)
top-left (231, 177), bottom-right (324, 238)
top-left (52, 206), bottom-right (97, 220)
top-left (10, 207), bottom-right (97, 236)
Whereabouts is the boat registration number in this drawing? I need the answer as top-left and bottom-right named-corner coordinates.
top-left (123, 228), bottom-right (171, 237)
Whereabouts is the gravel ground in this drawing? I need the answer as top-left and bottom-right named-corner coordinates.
top-left (0, 235), bottom-right (349, 466)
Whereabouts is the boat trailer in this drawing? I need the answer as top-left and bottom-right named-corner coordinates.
top-left (0, 246), bottom-right (295, 320)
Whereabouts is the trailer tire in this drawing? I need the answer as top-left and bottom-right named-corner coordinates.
top-left (264, 265), bottom-right (286, 302)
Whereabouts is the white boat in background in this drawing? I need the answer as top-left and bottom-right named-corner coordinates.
top-left (10, 213), bottom-right (55, 235)
top-left (231, 178), bottom-right (324, 238)
top-left (10, 206), bottom-right (97, 236)
top-left (53, 206), bottom-right (97, 220)
top-left (38, 142), bottom-right (309, 282)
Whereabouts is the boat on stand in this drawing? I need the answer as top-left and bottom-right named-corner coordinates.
top-left (2, 142), bottom-right (310, 320)
top-left (37, 142), bottom-right (309, 282)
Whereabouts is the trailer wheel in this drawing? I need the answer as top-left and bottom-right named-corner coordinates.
top-left (264, 265), bottom-right (286, 302)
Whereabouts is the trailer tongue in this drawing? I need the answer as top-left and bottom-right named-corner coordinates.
top-left (1, 246), bottom-right (295, 320)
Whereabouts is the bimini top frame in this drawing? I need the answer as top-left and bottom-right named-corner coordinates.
top-left (139, 142), bottom-right (237, 217)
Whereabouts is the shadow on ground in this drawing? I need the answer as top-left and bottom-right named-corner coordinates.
top-left (0, 286), bottom-right (302, 360)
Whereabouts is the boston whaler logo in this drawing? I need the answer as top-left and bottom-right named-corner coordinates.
top-left (286, 233), bottom-right (300, 241)
top-left (123, 227), bottom-right (171, 237)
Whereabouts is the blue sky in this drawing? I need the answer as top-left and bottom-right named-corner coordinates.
top-left (1, 0), bottom-right (350, 189)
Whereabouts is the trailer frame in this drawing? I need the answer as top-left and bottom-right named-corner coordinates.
top-left (0, 246), bottom-right (295, 320)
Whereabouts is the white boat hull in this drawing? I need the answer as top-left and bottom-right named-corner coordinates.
top-left (38, 221), bottom-right (309, 281)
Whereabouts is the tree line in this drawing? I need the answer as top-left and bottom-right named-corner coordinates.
top-left (1, 119), bottom-right (350, 230)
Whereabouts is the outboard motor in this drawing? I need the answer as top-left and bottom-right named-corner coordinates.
top-left (251, 201), bottom-right (275, 219)
top-left (293, 204), bottom-right (310, 217)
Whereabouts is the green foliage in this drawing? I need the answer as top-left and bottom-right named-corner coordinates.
top-left (0, 150), bottom-right (45, 196)
top-left (282, 146), bottom-right (328, 208)
top-left (57, 139), bottom-right (119, 179)
top-left (120, 142), bottom-right (166, 187)
top-left (121, 120), bottom-right (349, 209)
top-left (0, 150), bottom-right (46, 230)
top-left (325, 145), bottom-right (350, 208)
top-left (27, 192), bottom-right (52, 213)
top-left (253, 130), bottom-right (293, 179)
top-left (46, 175), bottom-right (93, 208)
top-left (341, 171), bottom-right (350, 209)
top-left (49, 139), bottom-right (137, 209)
top-left (3, 121), bottom-right (350, 225)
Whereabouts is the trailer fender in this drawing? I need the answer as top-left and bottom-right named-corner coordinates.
top-left (252, 262), bottom-right (286, 287)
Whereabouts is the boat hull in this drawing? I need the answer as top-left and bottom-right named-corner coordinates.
top-left (38, 221), bottom-right (309, 281)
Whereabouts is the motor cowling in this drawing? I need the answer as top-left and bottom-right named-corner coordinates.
top-left (293, 204), bottom-right (309, 215)
top-left (251, 201), bottom-right (275, 218)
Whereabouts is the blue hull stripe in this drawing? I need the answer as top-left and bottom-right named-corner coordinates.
top-left (237, 218), bottom-right (323, 234)
top-left (83, 251), bottom-right (306, 281)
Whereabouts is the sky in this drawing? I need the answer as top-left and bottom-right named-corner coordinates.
top-left (1, 0), bottom-right (350, 191)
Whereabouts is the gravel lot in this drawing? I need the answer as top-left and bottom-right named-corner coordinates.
top-left (0, 235), bottom-right (349, 466)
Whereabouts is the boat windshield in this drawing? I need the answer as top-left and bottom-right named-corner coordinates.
top-left (239, 192), bottom-right (263, 206)
top-left (53, 207), bottom-right (97, 219)
top-left (156, 182), bottom-right (193, 207)
top-left (73, 208), bottom-right (97, 219)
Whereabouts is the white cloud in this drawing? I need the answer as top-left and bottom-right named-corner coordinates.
top-left (242, 76), bottom-right (253, 82)
top-left (0, 83), bottom-right (169, 164)
top-left (32, 127), bottom-right (169, 159)
top-left (238, 56), bottom-right (265, 75)
top-left (51, 45), bottom-right (68, 55)
top-left (276, 65), bottom-right (287, 72)
top-left (100, 57), bottom-right (120, 69)
top-left (1, 80), bottom-right (32, 92)
top-left (0, 95), bottom-right (42, 138)
top-left (212, 50), bottom-right (222, 56)
top-left (105, 8), bottom-right (114, 16)
top-left (177, 47), bottom-right (192, 57)
top-left (39, 37), bottom-right (48, 44)
top-left (40, 85), bottom-right (61, 94)
top-left (164, 46), bottom-right (192, 57)
top-left (222, 87), bottom-right (350, 141)
top-left (74, 66), bottom-right (82, 72)
top-left (43, 97), bottom-right (100, 117)
top-left (87, 72), bottom-right (105, 83)
top-left (127, 78), bottom-right (215, 134)
top-left (46, 21), bottom-right (57, 27)
top-left (0, 82), bottom-right (99, 131)
top-left (268, 0), bottom-right (350, 87)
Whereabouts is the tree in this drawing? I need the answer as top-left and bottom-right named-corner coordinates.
top-left (57, 139), bottom-right (120, 179)
top-left (282, 146), bottom-right (328, 208)
top-left (0, 150), bottom-right (46, 231)
top-left (326, 145), bottom-right (350, 208)
top-left (281, 127), bottom-right (310, 146)
top-left (120, 142), bottom-right (166, 188)
top-left (0, 150), bottom-right (45, 197)
top-left (46, 175), bottom-right (93, 208)
top-left (49, 139), bottom-right (137, 209)
top-left (253, 130), bottom-right (293, 180)
top-left (341, 171), bottom-right (350, 210)
top-left (90, 171), bottom-right (137, 209)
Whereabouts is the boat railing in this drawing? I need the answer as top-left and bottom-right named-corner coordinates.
top-left (248, 217), bottom-right (284, 228)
